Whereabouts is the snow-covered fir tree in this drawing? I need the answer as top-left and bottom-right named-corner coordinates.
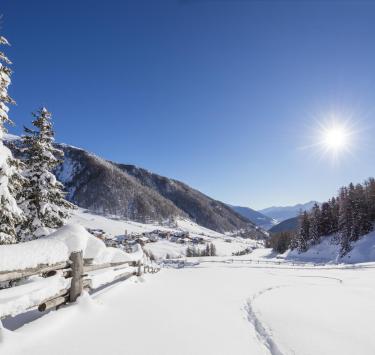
top-left (338, 185), bottom-right (354, 255)
top-left (0, 35), bottom-right (24, 244)
top-left (319, 202), bottom-right (333, 236)
top-left (290, 179), bottom-right (375, 256)
top-left (19, 107), bottom-right (74, 239)
top-left (296, 211), bottom-right (310, 252)
top-left (329, 197), bottom-right (339, 235)
top-left (309, 203), bottom-right (321, 245)
top-left (365, 178), bottom-right (375, 221)
top-left (352, 183), bottom-right (372, 240)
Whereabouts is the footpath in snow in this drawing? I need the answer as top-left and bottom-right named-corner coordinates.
top-left (1, 260), bottom-right (375, 355)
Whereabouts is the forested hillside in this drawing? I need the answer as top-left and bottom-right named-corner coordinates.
top-left (291, 178), bottom-right (375, 256)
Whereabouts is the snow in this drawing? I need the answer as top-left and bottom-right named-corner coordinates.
top-left (55, 155), bottom-right (77, 185)
top-left (0, 275), bottom-right (69, 319)
top-left (253, 276), bottom-right (375, 355)
top-left (2, 133), bottom-right (18, 142)
top-left (71, 208), bottom-right (260, 259)
top-left (1, 210), bottom-right (375, 353)
top-left (0, 238), bottom-right (69, 272)
top-left (0, 223), bottom-right (143, 272)
top-left (88, 267), bottom-right (135, 289)
top-left (70, 208), bottom-right (226, 239)
top-left (1, 260), bottom-right (375, 354)
top-left (46, 224), bottom-right (92, 254)
top-left (284, 231), bottom-right (375, 264)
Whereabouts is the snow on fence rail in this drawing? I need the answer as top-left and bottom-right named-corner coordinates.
top-left (0, 224), bottom-right (160, 320)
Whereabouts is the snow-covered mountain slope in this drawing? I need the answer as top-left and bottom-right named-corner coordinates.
top-left (55, 144), bottom-right (185, 223)
top-left (283, 231), bottom-right (375, 264)
top-left (5, 134), bottom-right (264, 237)
top-left (229, 204), bottom-right (277, 230)
top-left (115, 163), bottom-right (261, 235)
top-left (259, 201), bottom-right (318, 223)
top-left (71, 208), bottom-right (260, 259)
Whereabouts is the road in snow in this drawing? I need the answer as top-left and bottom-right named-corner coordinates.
top-left (2, 261), bottom-right (375, 355)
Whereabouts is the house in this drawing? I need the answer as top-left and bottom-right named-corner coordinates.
top-left (136, 236), bottom-right (150, 245)
top-left (192, 237), bottom-right (205, 244)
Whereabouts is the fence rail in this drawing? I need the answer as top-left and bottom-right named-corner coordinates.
top-left (0, 251), bottom-right (160, 320)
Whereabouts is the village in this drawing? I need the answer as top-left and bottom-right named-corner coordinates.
top-left (87, 227), bottom-right (207, 253)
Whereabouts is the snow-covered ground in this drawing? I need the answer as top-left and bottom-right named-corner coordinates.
top-left (283, 231), bottom-right (375, 264)
top-left (2, 259), bottom-right (375, 355)
top-left (71, 208), bottom-right (260, 259)
top-left (2, 210), bottom-right (375, 354)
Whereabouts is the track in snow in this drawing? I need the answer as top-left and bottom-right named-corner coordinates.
top-left (245, 286), bottom-right (288, 355)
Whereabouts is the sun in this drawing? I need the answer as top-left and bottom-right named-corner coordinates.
top-left (312, 114), bottom-right (358, 162)
top-left (322, 124), bottom-right (349, 151)
top-left (301, 111), bottom-right (359, 164)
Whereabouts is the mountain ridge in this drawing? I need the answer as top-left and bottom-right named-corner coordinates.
top-left (259, 201), bottom-right (318, 222)
top-left (228, 205), bottom-right (277, 230)
top-left (5, 135), bottom-right (265, 238)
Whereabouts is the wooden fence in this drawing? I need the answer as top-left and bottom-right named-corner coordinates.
top-left (0, 251), bottom-right (160, 320)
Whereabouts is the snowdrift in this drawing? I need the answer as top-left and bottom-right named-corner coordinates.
top-left (284, 231), bottom-right (375, 264)
top-left (0, 223), bottom-right (144, 272)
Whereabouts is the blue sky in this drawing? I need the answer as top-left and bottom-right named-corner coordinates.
top-left (2, 0), bottom-right (375, 209)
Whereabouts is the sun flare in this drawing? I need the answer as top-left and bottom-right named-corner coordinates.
top-left (303, 112), bottom-right (359, 164)
top-left (322, 124), bottom-right (349, 151)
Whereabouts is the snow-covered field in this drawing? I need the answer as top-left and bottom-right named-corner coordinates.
top-left (71, 208), bottom-right (260, 259)
top-left (1, 259), bottom-right (375, 355)
top-left (2, 210), bottom-right (375, 355)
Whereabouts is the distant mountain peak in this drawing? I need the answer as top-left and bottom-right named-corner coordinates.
top-left (258, 201), bottom-right (319, 223)
top-left (228, 204), bottom-right (277, 230)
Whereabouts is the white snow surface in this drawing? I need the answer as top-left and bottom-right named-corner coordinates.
top-left (2, 211), bottom-right (375, 354)
top-left (71, 208), bottom-right (260, 259)
top-left (284, 231), bottom-right (375, 264)
top-left (70, 208), bottom-right (224, 239)
top-left (0, 223), bottom-right (143, 272)
top-left (1, 260), bottom-right (375, 355)
top-left (0, 276), bottom-right (69, 319)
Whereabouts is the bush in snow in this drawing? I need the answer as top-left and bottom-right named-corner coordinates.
top-left (18, 108), bottom-right (75, 239)
top-left (0, 35), bottom-right (25, 244)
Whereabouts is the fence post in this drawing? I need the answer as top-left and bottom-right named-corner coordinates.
top-left (69, 251), bottom-right (83, 302)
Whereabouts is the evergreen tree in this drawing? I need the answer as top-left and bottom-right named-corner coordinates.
top-left (267, 231), bottom-right (293, 254)
top-left (338, 186), bottom-right (353, 255)
top-left (352, 183), bottom-right (372, 238)
top-left (19, 108), bottom-right (74, 239)
top-left (297, 211), bottom-right (310, 252)
top-left (0, 35), bottom-right (24, 244)
top-left (309, 203), bottom-right (321, 244)
top-left (320, 202), bottom-right (333, 236)
top-left (186, 246), bottom-right (192, 257)
top-left (209, 242), bottom-right (216, 256)
top-left (329, 197), bottom-right (339, 235)
top-left (365, 178), bottom-right (375, 222)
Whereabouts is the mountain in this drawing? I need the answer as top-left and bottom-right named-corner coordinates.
top-left (259, 201), bottom-right (318, 223)
top-left (268, 216), bottom-right (299, 234)
top-left (116, 164), bottom-right (261, 235)
top-left (5, 135), bottom-right (264, 237)
top-left (228, 205), bottom-right (277, 230)
top-left (55, 145), bottom-right (184, 223)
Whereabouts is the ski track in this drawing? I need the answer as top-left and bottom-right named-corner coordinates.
top-left (244, 273), bottom-right (343, 355)
top-left (245, 285), bottom-right (288, 355)
top-left (294, 275), bottom-right (343, 284)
